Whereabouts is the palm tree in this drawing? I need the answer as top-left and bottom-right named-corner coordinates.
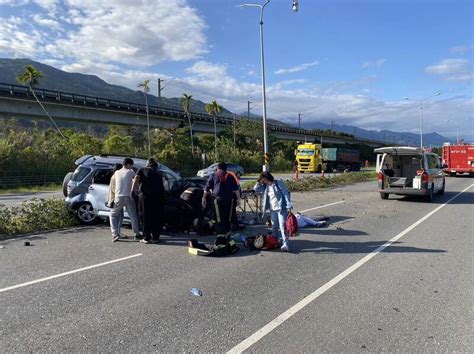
top-left (137, 79), bottom-right (151, 156)
top-left (16, 64), bottom-right (66, 139)
top-left (181, 93), bottom-right (194, 155)
top-left (205, 100), bottom-right (223, 160)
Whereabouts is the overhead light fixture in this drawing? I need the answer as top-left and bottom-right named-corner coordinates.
top-left (292, 0), bottom-right (298, 12)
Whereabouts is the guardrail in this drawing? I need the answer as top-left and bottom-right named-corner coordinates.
top-left (0, 82), bottom-right (383, 145)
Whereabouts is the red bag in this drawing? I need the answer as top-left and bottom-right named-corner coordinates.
top-left (264, 234), bottom-right (279, 249)
top-left (286, 211), bottom-right (299, 237)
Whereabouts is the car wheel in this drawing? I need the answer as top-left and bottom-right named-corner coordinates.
top-left (75, 202), bottom-right (97, 224)
top-left (380, 192), bottom-right (389, 200)
top-left (425, 186), bottom-right (434, 202)
top-left (437, 180), bottom-right (445, 195)
top-left (62, 172), bottom-right (73, 197)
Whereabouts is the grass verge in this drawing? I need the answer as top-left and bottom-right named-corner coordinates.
top-left (0, 198), bottom-right (78, 236)
top-left (0, 183), bottom-right (62, 195)
top-left (241, 171), bottom-right (377, 192)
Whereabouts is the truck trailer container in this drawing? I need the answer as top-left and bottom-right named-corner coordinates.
top-left (322, 148), bottom-right (361, 172)
top-left (442, 143), bottom-right (474, 176)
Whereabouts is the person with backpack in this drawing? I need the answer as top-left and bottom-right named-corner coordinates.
top-left (203, 162), bottom-right (240, 235)
top-left (254, 171), bottom-right (293, 252)
top-left (132, 158), bottom-right (165, 244)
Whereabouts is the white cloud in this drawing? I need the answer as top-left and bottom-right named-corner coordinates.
top-left (32, 0), bottom-right (58, 11)
top-left (186, 61), bottom-right (227, 78)
top-left (425, 58), bottom-right (473, 82)
top-left (1, 0), bottom-right (208, 67)
top-left (0, 17), bottom-right (44, 57)
top-left (449, 44), bottom-right (473, 55)
top-left (51, 0), bottom-right (208, 67)
top-left (275, 60), bottom-right (319, 75)
top-left (32, 14), bottom-right (62, 30)
top-left (361, 58), bottom-right (386, 69)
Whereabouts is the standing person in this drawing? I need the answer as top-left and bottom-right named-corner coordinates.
top-left (227, 170), bottom-right (242, 231)
top-left (203, 162), bottom-right (240, 235)
top-left (109, 158), bottom-right (140, 242)
top-left (106, 163), bottom-right (124, 237)
top-left (254, 171), bottom-right (293, 252)
top-left (132, 158), bottom-right (165, 244)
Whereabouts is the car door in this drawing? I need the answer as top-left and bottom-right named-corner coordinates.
top-left (425, 154), bottom-right (442, 192)
top-left (87, 168), bottom-right (113, 213)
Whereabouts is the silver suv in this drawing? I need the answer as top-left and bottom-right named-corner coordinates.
top-left (64, 155), bottom-right (202, 224)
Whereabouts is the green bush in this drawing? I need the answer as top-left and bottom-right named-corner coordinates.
top-left (0, 198), bottom-right (79, 236)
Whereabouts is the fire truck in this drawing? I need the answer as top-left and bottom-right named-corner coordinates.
top-left (442, 143), bottom-right (474, 176)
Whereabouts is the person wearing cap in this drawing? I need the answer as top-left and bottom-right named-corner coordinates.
top-left (254, 171), bottom-right (293, 252)
top-left (203, 162), bottom-right (240, 234)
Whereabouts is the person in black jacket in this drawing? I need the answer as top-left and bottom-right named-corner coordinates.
top-left (132, 158), bottom-right (165, 244)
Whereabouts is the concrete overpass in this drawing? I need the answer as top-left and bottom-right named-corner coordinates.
top-left (0, 83), bottom-right (385, 147)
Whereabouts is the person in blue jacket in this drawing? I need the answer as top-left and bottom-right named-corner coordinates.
top-left (254, 171), bottom-right (293, 252)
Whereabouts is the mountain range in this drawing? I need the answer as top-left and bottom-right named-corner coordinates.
top-left (0, 58), bottom-right (450, 146)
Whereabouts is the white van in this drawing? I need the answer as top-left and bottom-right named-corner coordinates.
top-left (374, 147), bottom-right (445, 202)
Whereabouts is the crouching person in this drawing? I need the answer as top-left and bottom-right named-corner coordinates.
top-left (254, 171), bottom-right (293, 252)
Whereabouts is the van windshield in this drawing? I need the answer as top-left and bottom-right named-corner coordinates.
top-left (71, 167), bottom-right (91, 182)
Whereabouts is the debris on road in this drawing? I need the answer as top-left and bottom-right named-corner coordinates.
top-left (0, 245), bottom-right (4, 249)
top-left (191, 288), bottom-right (203, 297)
top-left (24, 241), bottom-right (31, 246)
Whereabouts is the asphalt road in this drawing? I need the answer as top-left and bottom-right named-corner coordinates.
top-left (0, 176), bottom-right (472, 352)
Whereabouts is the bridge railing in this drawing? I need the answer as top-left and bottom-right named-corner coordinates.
top-left (0, 82), bottom-right (385, 145)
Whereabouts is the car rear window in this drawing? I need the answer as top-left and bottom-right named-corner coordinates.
top-left (71, 167), bottom-right (91, 182)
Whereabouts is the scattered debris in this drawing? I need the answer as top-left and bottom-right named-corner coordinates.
top-left (0, 246), bottom-right (4, 249)
top-left (24, 241), bottom-right (31, 246)
top-left (190, 288), bottom-right (203, 297)
top-left (336, 226), bottom-right (344, 231)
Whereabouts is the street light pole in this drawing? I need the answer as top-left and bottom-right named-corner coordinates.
top-left (240, 0), bottom-right (297, 171)
top-left (404, 91), bottom-right (441, 149)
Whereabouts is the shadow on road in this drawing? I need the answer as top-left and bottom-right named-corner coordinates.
top-left (395, 191), bottom-right (473, 205)
top-left (293, 239), bottom-right (446, 254)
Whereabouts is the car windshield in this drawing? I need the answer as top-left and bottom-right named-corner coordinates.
top-left (159, 164), bottom-right (181, 180)
top-left (298, 149), bottom-right (315, 156)
top-left (71, 166), bottom-right (91, 182)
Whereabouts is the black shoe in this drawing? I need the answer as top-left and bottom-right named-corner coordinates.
top-left (134, 234), bottom-right (143, 241)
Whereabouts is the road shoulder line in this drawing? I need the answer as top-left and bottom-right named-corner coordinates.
top-left (0, 253), bottom-right (143, 293)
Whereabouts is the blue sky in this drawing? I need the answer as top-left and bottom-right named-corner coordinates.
top-left (0, 0), bottom-right (472, 139)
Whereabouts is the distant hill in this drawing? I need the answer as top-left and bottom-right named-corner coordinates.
top-left (300, 121), bottom-right (449, 147)
top-left (0, 58), bottom-right (235, 117)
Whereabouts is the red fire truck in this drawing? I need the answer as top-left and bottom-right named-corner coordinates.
top-left (442, 143), bottom-right (474, 176)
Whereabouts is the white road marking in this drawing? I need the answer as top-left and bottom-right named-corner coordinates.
top-left (299, 200), bottom-right (345, 213)
top-left (0, 253), bottom-right (143, 293)
top-left (228, 184), bottom-right (473, 353)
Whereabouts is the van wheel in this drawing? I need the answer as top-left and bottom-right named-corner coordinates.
top-left (425, 186), bottom-right (434, 202)
top-left (380, 193), bottom-right (389, 200)
top-left (437, 180), bottom-right (445, 195)
top-left (62, 172), bottom-right (73, 197)
top-left (75, 202), bottom-right (97, 224)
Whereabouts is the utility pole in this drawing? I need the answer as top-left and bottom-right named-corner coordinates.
top-left (247, 101), bottom-right (252, 119)
top-left (158, 78), bottom-right (163, 107)
top-left (298, 113), bottom-right (301, 129)
top-left (234, 114), bottom-right (237, 148)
